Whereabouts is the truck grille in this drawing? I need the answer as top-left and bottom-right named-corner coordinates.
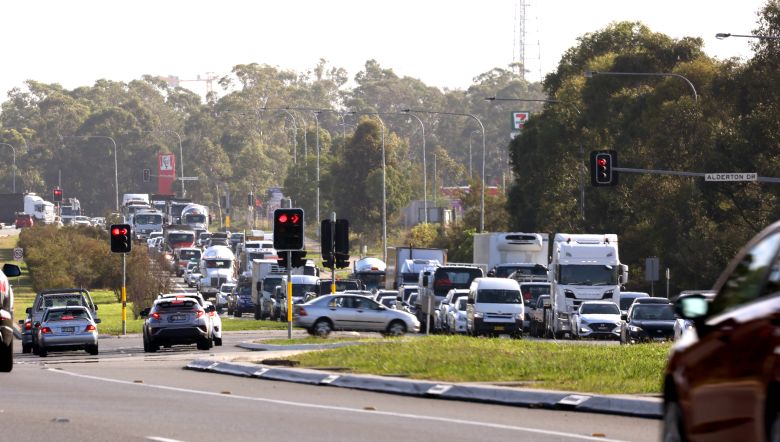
top-left (212, 277), bottom-right (227, 288)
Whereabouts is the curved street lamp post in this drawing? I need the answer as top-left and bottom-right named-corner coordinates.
top-left (584, 70), bottom-right (699, 103)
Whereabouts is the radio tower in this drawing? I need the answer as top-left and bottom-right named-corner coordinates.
top-left (512, 0), bottom-right (527, 81)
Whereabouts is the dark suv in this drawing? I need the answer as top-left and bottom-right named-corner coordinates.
top-left (663, 220), bottom-right (780, 441)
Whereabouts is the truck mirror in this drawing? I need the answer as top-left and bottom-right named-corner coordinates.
top-left (26, 307), bottom-right (31, 314)
top-left (620, 264), bottom-right (629, 284)
top-left (467, 298), bottom-right (474, 305)
top-left (422, 275), bottom-right (429, 286)
top-left (621, 313), bottom-right (627, 321)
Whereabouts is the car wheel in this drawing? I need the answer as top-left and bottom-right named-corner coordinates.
top-left (662, 400), bottom-right (685, 442)
top-left (313, 319), bottom-right (332, 337)
top-left (0, 341), bottom-right (12, 372)
top-left (386, 320), bottom-right (407, 337)
top-left (22, 343), bottom-right (32, 354)
top-left (38, 346), bottom-right (47, 357)
top-left (86, 345), bottom-right (99, 355)
top-left (214, 337), bottom-right (222, 346)
top-left (197, 338), bottom-right (211, 350)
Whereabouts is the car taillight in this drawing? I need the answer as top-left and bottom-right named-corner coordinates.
top-left (24, 321), bottom-right (32, 331)
top-left (40, 327), bottom-right (52, 334)
top-left (151, 312), bottom-right (161, 320)
top-left (297, 307), bottom-right (307, 317)
top-left (85, 324), bottom-right (96, 332)
top-left (196, 310), bottom-right (204, 318)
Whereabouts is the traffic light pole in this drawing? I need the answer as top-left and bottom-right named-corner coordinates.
top-left (287, 251), bottom-right (292, 339)
top-left (122, 254), bottom-right (127, 335)
top-left (331, 212), bottom-right (336, 294)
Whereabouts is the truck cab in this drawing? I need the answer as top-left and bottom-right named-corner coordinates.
top-left (133, 209), bottom-right (164, 241)
top-left (198, 245), bottom-right (236, 299)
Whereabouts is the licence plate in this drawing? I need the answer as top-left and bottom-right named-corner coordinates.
top-left (169, 315), bottom-right (186, 322)
top-left (494, 325), bottom-right (504, 331)
top-left (653, 337), bottom-right (667, 342)
top-left (61, 327), bottom-right (75, 333)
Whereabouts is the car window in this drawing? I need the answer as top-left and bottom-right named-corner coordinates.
top-left (632, 304), bottom-right (675, 321)
top-left (38, 295), bottom-right (85, 310)
top-left (476, 289), bottom-right (522, 304)
top-left (710, 231), bottom-right (780, 317)
top-left (45, 309), bottom-right (91, 321)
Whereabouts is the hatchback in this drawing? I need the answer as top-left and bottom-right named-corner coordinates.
top-left (14, 213), bottom-right (33, 229)
top-left (620, 301), bottom-right (676, 344)
top-left (140, 298), bottom-right (214, 352)
top-left (293, 294), bottom-right (419, 337)
top-left (663, 220), bottom-right (780, 441)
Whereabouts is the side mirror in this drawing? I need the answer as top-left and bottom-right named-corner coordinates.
top-left (675, 295), bottom-right (708, 320)
top-left (95, 318), bottom-right (102, 324)
top-left (140, 308), bottom-right (150, 317)
top-left (26, 307), bottom-right (31, 314)
top-left (620, 264), bottom-right (629, 284)
top-left (396, 295), bottom-right (402, 301)
top-left (422, 275), bottom-right (429, 287)
top-left (621, 313), bottom-right (627, 321)
top-left (34, 322), bottom-right (41, 328)
top-left (2, 263), bottom-right (21, 277)
top-left (467, 298), bottom-right (474, 305)
top-left (206, 305), bottom-right (216, 313)
top-left (18, 319), bottom-right (23, 325)
top-left (94, 305), bottom-right (99, 311)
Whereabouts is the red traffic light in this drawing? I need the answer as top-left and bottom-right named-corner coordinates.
top-left (111, 227), bottom-right (128, 236)
top-left (597, 158), bottom-right (607, 167)
top-left (278, 213), bottom-right (288, 223)
top-left (277, 213), bottom-right (301, 224)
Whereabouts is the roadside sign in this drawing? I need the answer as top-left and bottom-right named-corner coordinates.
top-left (13, 247), bottom-right (23, 261)
top-left (645, 257), bottom-right (659, 282)
top-left (177, 176), bottom-right (199, 181)
top-left (511, 111), bottom-right (530, 131)
top-left (705, 173), bottom-right (757, 182)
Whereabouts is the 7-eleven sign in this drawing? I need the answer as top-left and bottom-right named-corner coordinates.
top-left (512, 111), bottom-right (530, 131)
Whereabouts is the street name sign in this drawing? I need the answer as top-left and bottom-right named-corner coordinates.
top-left (705, 173), bottom-right (757, 182)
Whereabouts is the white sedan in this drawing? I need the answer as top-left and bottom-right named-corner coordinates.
top-left (446, 296), bottom-right (469, 333)
top-left (571, 301), bottom-right (622, 340)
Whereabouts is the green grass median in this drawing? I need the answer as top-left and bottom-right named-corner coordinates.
top-left (284, 335), bottom-right (671, 395)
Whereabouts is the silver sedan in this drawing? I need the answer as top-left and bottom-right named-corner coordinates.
top-left (35, 306), bottom-right (100, 357)
top-left (293, 294), bottom-right (420, 337)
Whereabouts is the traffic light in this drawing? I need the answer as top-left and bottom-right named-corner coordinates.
top-left (277, 251), bottom-right (307, 268)
top-left (110, 224), bottom-right (132, 253)
top-left (273, 208), bottom-right (304, 250)
top-left (52, 187), bottom-right (63, 203)
top-left (321, 219), bottom-right (333, 262)
top-left (143, 168), bottom-right (151, 183)
top-left (334, 219), bottom-right (349, 269)
top-left (590, 150), bottom-right (618, 186)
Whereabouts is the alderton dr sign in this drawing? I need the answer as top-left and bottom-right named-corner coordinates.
top-left (705, 172), bottom-right (758, 182)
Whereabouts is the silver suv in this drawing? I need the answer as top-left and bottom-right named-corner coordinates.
top-left (140, 297), bottom-right (215, 352)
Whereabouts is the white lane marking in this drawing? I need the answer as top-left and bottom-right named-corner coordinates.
top-left (426, 384), bottom-right (453, 395)
top-left (49, 369), bottom-right (627, 441)
top-left (147, 437), bottom-right (186, 442)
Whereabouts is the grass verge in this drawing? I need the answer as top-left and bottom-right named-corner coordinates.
top-left (284, 335), bottom-right (671, 395)
top-left (257, 336), bottom-right (382, 345)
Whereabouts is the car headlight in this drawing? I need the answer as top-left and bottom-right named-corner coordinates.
top-left (602, 290), bottom-right (614, 300)
top-left (629, 325), bottom-right (643, 333)
top-left (580, 327), bottom-right (589, 333)
top-left (474, 312), bottom-right (484, 319)
top-left (515, 313), bottom-right (524, 320)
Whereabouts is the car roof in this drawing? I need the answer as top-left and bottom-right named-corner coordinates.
top-left (620, 291), bottom-right (650, 297)
top-left (634, 297), bottom-right (672, 304)
top-left (471, 277), bottom-right (521, 290)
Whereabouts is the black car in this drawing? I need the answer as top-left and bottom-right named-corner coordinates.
top-left (228, 281), bottom-right (255, 318)
top-left (620, 300), bottom-right (676, 344)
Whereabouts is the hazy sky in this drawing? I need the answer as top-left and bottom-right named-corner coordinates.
top-left (0, 0), bottom-right (770, 98)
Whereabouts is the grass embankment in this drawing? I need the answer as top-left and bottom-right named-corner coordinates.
top-left (285, 335), bottom-right (670, 394)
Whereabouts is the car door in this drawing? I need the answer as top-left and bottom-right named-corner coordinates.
top-left (352, 297), bottom-right (388, 331)
top-left (680, 229), bottom-right (780, 441)
top-left (327, 296), bottom-right (356, 330)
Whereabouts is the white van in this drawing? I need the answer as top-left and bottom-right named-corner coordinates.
top-left (466, 277), bottom-right (524, 338)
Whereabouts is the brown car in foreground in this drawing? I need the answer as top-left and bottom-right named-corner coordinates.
top-left (663, 220), bottom-right (780, 441)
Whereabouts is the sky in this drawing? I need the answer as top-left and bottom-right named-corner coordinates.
top-left (0, 0), bottom-right (770, 99)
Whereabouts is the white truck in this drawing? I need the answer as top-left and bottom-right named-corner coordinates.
top-left (60, 198), bottom-right (81, 225)
top-left (198, 245), bottom-right (236, 299)
top-left (23, 194), bottom-right (55, 224)
top-left (546, 234), bottom-right (628, 339)
top-left (250, 259), bottom-right (283, 319)
top-left (180, 203), bottom-right (209, 232)
top-left (473, 232), bottom-right (549, 279)
top-left (132, 209), bottom-right (164, 240)
top-left (391, 247), bottom-right (446, 289)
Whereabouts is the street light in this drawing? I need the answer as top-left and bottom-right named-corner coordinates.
top-left (468, 130), bottom-right (480, 179)
top-left (61, 135), bottom-right (119, 212)
top-left (0, 143), bottom-right (16, 193)
top-left (145, 130), bottom-right (185, 197)
top-left (584, 70), bottom-right (699, 103)
top-left (401, 108), bottom-right (487, 233)
top-left (485, 97), bottom-right (585, 221)
top-left (401, 112), bottom-right (428, 223)
top-left (715, 32), bottom-right (780, 40)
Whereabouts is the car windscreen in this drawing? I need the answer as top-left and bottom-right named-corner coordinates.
top-left (408, 294), bottom-right (418, 304)
top-left (155, 300), bottom-right (197, 312)
top-left (169, 233), bottom-right (195, 243)
top-left (433, 268), bottom-right (482, 295)
top-left (499, 265), bottom-right (546, 278)
top-left (179, 250), bottom-right (201, 260)
top-left (205, 259), bottom-right (232, 269)
top-left (580, 303), bottom-right (620, 315)
top-left (293, 284), bottom-right (317, 298)
top-left (262, 277), bottom-right (283, 293)
top-left (184, 214), bottom-right (207, 224)
top-left (135, 214), bottom-right (163, 224)
top-left (45, 309), bottom-right (91, 321)
top-left (558, 265), bottom-right (618, 286)
top-left (477, 289), bottom-right (522, 304)
top-left (38, 295), bottom-right (87, 311)
top-left (631, 304), bottom-right (675, 321)
top-left (236, 284), bottom-right (252, 298)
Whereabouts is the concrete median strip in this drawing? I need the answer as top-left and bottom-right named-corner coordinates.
top-left (184, 359), bottom-right (662, 419)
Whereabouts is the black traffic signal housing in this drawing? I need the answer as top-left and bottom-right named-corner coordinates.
top-left (320, 219), bottom-right (334, 263)
top-left (334, 219), bottom-right (349, 269)
top-left (52, 187), bottom-right (63, 203)
top-left (247, 193), bottom-right (254, 207)
top-left (110, 224), bottom-right (132, 253)
top-left (277, 251), bottom-right (307, 268)
top-left (590, 150), bottom-right (618, 186)
top-left (143, 168), bottom-right (151, 183)
top-left (273, 208), bottom-right (304, 250)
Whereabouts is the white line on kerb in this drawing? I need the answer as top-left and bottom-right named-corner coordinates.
top-left (147, 437), bottom-right (186, 442)
top-left (49, 368), bottom-right (627, 442)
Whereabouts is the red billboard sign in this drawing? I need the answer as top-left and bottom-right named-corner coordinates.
top-left (158, 154), bottom-right (176, 195)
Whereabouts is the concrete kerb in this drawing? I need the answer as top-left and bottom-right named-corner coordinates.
top-left (184, 359), bottom-right (662, 419)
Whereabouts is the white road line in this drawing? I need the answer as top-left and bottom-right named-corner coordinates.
top-left (147, 437), bottom-right (187, 442)
top-left (49, 368), bottom-right (627, 441)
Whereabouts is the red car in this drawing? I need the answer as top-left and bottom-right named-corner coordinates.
top-left (14, 213), bottom-right (33, 229)
top-left (663, 220), bottom-right (780, 441)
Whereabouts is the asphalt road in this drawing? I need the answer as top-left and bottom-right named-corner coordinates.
top-left (2, 328), bottom-right (661, 442)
